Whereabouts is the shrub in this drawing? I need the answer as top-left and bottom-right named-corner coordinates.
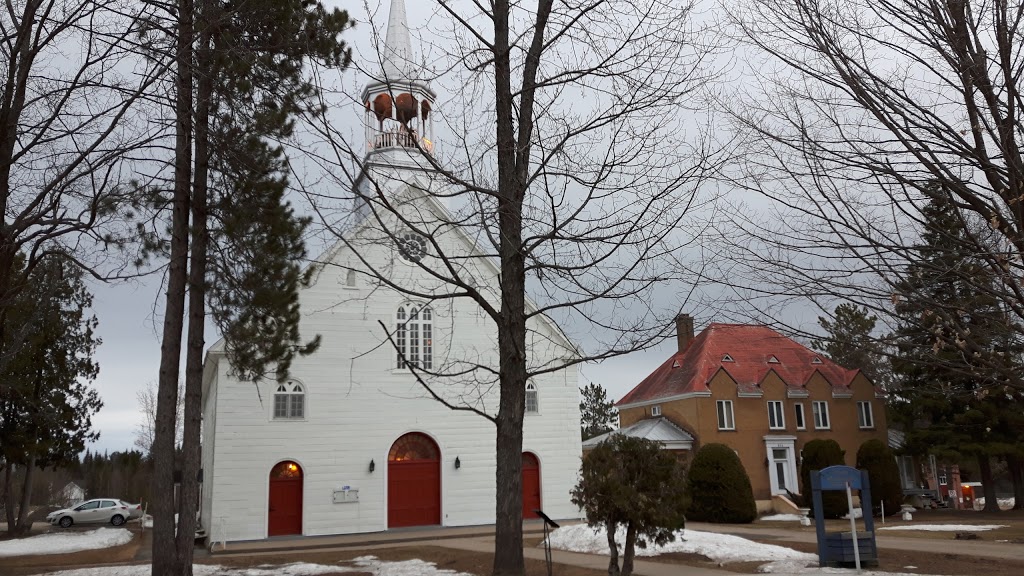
top-left (856, 439), bottom-right (903, 515)
top-left (686, 443), bottom-right (757, 523)
top-left (800, 439), bottom-right (847, 519)
top-left (572, 435), bottom-right (689, 576)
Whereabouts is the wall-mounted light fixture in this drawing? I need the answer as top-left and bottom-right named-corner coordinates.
top-left (369, 459), bottom-right (376, 473)
top-left (455, 456), bottom-right (461, 469)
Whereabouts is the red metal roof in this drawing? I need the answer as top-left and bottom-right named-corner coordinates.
top-left (616, 323), bottom-right (860, 406)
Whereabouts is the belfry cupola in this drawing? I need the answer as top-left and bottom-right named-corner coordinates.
top-left (361, 0), bottom-right (436, 157)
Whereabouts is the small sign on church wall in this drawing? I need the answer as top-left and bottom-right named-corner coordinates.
top-left (333, 486), bottom-right (359, 503)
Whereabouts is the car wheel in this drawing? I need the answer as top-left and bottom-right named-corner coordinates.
top-left (111, 514), bottom-right (125, 527)
top-left (59, 516), bottom-right (73, 528)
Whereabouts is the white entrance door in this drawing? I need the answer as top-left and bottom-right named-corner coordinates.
top-left (764, 436), bottom-right (798, 496)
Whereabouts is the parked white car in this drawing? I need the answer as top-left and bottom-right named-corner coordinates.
top-left (119, 500), bottom-right (144, 520)
top-left (47, 498), bottom-right (133, 528)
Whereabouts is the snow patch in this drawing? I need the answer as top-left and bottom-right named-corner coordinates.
top-left (0, 528), bottom-right (133, 557)
top-left (842, 507), bottom-right (863, 519)
top-left (546, 523), bottom-right (814, 563)
top-left (760, 514), bottom-right (805, 522)
top-left (878, 524), bottom-right (1007, 532)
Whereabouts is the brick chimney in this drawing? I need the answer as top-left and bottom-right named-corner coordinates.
top-left (675, 314), bottom-right (694, 352)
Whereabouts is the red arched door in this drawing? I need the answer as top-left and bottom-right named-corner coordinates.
top-left (522, 452), bottom-right (541, 519)
top-left (268, 461), bottom-right (303, 536)
top-left (388, 433), bottom-right (441, 528)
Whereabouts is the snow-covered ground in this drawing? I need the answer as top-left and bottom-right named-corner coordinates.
top-left (878, 524), bottom-right (1007, 532)
top-left (974, 497), bottom-right (1015, 510)
top-left (36, 556), bottom-right (473, 576)
top-left (547, 523), bottom-right (812, 563)
top-left (760, 513), bottom-right (805, 522)
top-left (0, 528), bottom-right (133, 557)
top-left (546, 523), bottom-right (936, 575)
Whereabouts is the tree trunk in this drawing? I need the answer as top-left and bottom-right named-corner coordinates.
top-left (14, 454), bottom-right (36, 534)
top-left (174, 9), bottom-right (213, 572)
top-left (490, 1), bottom-right (530, 573)
top-left (1010, 455), bottom-right (1024, 511)
top-left (3, 463), bottom-right (15, 532)
top-left (977, 453), bottom-right (1000, 513)
top-left (151, 0), bottom-right (193, 571)
top-left (621, 522), bottom-right (637, 576)
top-left (605, 521), bottom-right (620, 576)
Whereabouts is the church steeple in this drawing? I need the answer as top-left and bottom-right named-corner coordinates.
top-left (361, 0), bottom-right (436, 158)
top-left (382, 0), bottom-right (416, 81)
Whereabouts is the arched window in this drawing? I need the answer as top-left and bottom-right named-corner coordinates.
top-left (525, 382), bottom-right (539, 414)
top-left (273, 380), bottom-right (305, 419)
top-left (396, 304), bottom-right (432, 370)
top-left (345, 270), bottom-right (357, 287)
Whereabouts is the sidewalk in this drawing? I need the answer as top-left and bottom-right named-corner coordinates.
top-left (209, 521), bottom-right (554, 555)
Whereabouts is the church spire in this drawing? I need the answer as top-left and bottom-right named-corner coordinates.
top-left (360, 0), bottom-right (436, 159)
top-left (382, 0), bottom-right (417, 81)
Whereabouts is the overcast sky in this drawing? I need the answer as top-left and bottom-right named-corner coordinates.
top-left (83, 0), bottom-right (822, 454)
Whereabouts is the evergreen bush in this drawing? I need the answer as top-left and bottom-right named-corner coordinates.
top-left (800, 439), bottom-right (847, 518)
top-left (856, 439), bottom-right (904, 515)
top-left (686, 443), bottom-right (757, 523)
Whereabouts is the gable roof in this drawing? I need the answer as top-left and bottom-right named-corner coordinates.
top-left (582, 417), bottom-right (694, 450)
top-left (617, 323), bottom-right (861, 407)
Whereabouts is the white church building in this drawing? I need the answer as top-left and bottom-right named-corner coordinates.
top-left (200, 0), bottom-right (583, 542)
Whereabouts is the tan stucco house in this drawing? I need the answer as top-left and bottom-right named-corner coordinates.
top-left (613, 315), bottom-right (888, 512)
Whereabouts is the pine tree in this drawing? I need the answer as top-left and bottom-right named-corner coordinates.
top-left (891, 189), bottom-right (1022, 513)
top-left (812, 303), bottom-right (889, 388)
top-left (580, 383), bottom-right (618, 440)
top-left (148, 1), bottom-right (352, 573)
top-left (0, 255), bottom-right (102, 534)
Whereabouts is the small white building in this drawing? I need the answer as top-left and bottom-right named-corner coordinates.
top-left (199, 0), bottom-right (583, 542)
top-left (55, 482), bottom-right (85, 507)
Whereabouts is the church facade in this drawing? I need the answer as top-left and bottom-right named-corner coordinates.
top-left (199, 0), bottom-right (583, 542)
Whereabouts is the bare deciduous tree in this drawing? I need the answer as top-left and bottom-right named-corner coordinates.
top-left (134, 381), bottom-right (184, 454)
top-left (0, 0), bottom-right (162, 378)
top-left (304, 2), bottom-right (721, 573)
top-left (711, 0), bottom-right (1024, 389)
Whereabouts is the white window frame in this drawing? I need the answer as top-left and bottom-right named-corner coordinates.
top-left (767, 401), bottom-right (785, 430)
top-left (717, 400), bottom-right (735, 430)
top-left (273, 380), bottom-right (305, 420)
top-left (812, 400), bottom-right (830, 429)
top-left (794, 403), bottom-right (806, 430)
top-left (652, 405), bottom-right (662, 417)
top-left (525, 382), bottom-right (539, 414)
top-left (396, 304), bottom-right (433, 370)
top-left (857, 401), bottom-right (874, 429)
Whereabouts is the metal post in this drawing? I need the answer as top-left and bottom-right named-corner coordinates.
top-left (846, 482), bottom-right (861, 573)
top-left (535, 509), bottom-right (559, 576)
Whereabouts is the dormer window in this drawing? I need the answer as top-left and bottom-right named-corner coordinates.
top-left (768, 355), bottom-right (780, 364)
top-left (672, 359), bottom-right (681, 368)
top-left (811, 357), bottom-right (823, 364)
top-left (721, 354), bottom-right (734, 362)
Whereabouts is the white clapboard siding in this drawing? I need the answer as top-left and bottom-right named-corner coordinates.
top-left (201, 172), bottom-right (584, 541)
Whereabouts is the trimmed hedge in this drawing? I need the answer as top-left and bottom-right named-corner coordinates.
top-left (687, 443), bottom-right (757, 524)
top-left (856, 439), bottom-right (903, 515)
top-left (800, 439), bottom-right (848, 519)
